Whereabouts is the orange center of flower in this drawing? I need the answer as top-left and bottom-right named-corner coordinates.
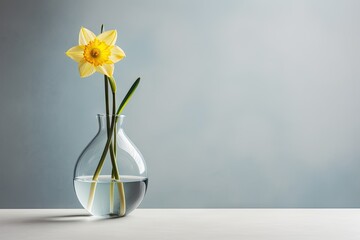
top-left (90, 48), bottom-right (100, 58)
top-left (83, 39), bottom-right (112, 66)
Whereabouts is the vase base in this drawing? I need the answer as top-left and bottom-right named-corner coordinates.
top-left (74, 175), bottom-right (148, 217)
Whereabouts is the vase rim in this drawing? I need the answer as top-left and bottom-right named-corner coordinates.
top-left (97, 113), bottom-right (126, 118)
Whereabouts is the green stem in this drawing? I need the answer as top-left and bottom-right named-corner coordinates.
top-left (110, 166), bottom-right (115, 213)
top-left (109, 92), bottom-right (119, 178)
top-left (109, 91), bottom-right (126, 216)
top-left (88, 74), bottom-right (129, 216)
top-left (105, 75), bottom-right (116, 213)
top-left (114, 123), bottom-right (117, 157)
top-left (113, 90), bottom-right (117, 157)
top-left (105, 76), bottom-right (111, 135)
top-left (90, 83), bottom-right (126, 215)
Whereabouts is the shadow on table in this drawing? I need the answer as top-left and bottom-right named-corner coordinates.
top-left (9, 214), bottom-right (130, 225)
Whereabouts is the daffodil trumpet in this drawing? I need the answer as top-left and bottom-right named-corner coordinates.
top-left (66, 25), bottom-right (140, 217)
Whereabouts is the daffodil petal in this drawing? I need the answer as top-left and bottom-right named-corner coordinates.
top-left (97, 30), bottom-right (117, 46)
top-left (109, 45), bottom-right (126, 63)
top-left (96, 64), bottom-right (114, 77)
top-left (79, 27), bottom-right (96, 45)
top-left (66, 45), bottom-right (84, 62)
top-left (78, 60), bottom-right (96, 78)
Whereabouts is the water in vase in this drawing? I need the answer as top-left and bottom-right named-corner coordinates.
top-left (74, 175), bottom-right (148, 217)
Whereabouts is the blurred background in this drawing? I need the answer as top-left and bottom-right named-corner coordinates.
top-left (0, 0), bottom-right (359, 208)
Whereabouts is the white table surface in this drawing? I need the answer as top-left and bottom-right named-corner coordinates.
top-left (0, 209), bottom-right (359, 240)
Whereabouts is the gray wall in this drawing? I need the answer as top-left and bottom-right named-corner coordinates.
top-left (0, 0), bottom-right (359, 208)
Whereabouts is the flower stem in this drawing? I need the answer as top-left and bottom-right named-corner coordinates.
top-left (109, 91), bottom-right (126, 216)
top-left (107, 78), bottom-right (125, 216)
top-left (104, 75), bottom-right (116, 213)
top-left (105, 76), bottom-right (111, 134)
top-left (87, 78), bottom-right (126, 216)
top-left (109, 168), bottom-right (115, 213)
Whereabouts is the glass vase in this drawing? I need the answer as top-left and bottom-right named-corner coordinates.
top-left (73, 114), bottom-right (148, 217)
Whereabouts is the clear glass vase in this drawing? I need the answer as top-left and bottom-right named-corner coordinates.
top-left (73, 114), bottom-right (148, 217)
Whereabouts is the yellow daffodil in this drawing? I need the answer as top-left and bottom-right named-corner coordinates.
top-left (66, 27), bottom-right (126, 78)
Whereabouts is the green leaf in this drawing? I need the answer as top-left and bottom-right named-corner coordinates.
top-left (117, 77), bottom-right (141, 115)
top-left (107, 76), bottom-right (117, 93)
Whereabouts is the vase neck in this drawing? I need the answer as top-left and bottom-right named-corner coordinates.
top-left (97, 114), bottom-right (125, 130)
